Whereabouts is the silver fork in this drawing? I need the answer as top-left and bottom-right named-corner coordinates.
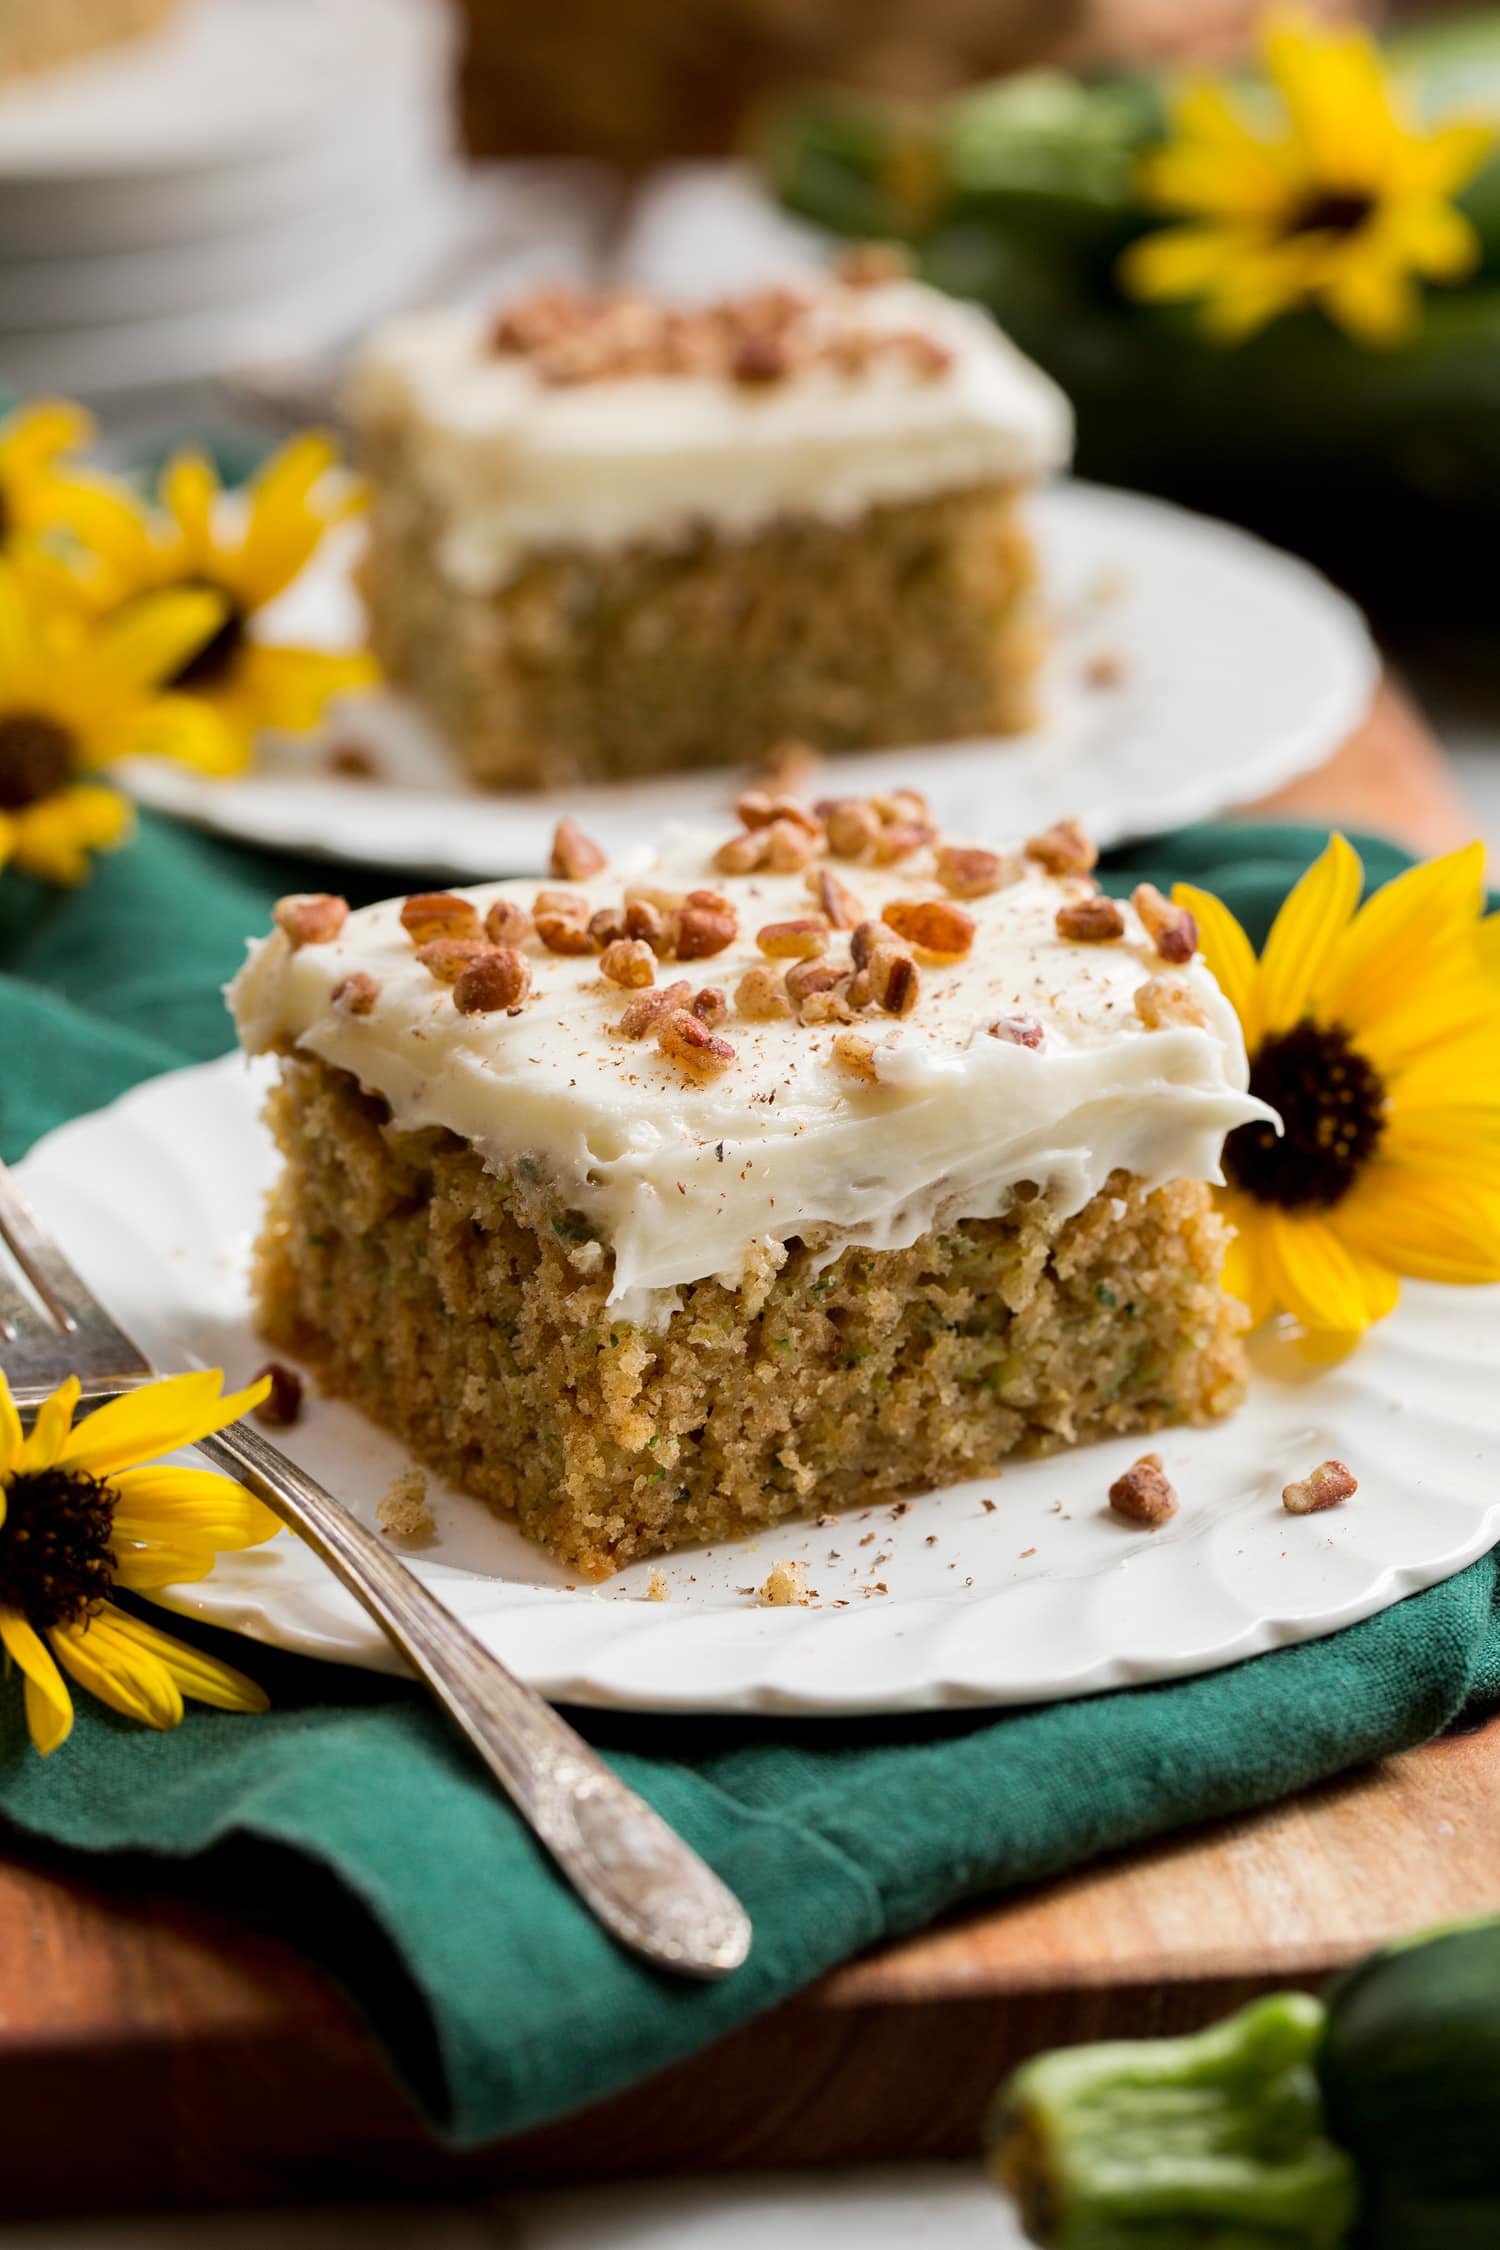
top-left (0, 1154), bottom-right (751, 1981)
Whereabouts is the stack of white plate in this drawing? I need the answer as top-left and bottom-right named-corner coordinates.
top-left (0, 0), bottom-right (470, 404)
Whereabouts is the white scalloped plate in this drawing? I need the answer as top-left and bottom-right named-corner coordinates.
top-left (119, 480), bottom-right (1378, 877)
top-left (17, 1054), bottom-right (1498, 1716)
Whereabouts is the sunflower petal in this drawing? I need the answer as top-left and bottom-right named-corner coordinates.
top-left (1321, 841), bottom-right (1486, 1033)
top-left (1262, 1204), bottom-right (1392, 1334)
top-left (55, 1370), bottom-right (270, 1479)
top-left (112, 1545), bottom-right (218, 1589)
top-left (1257, 833), bottom-right (1363, 1035)
top-left (232, 643), bottom-right (378, 737)
top-left (10, 785), bottom-right (132, 887)
top-left (0, 1611), bottom-right (74, 1755)
top-left (110, 1463), bottom-right (280, 1548)
top-left (0, 399), bottom-right (94, 481)
top-left (0, 1369), bottom-right (23, 1479)
top-left (114, 692), bottom-right (247, 776)
top-left (18, 1375), bottom-right (81, 1472)
top-left (232, 432), bottom-right (344, 606)
top-left (1335, 1165), bottom-right (1500, 1285)
top-left (159, 453), bottom-right (223, 574)
top-left (52, 1609), bottom-right (183, 1729)
top-left (1219, 1192), bottom-right (1275, 1329)
top-left (93, 1606), bottom-right (268, 1715)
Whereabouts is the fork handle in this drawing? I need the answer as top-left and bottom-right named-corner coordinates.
top-left (198, 1423), bottom-right (751, 1980)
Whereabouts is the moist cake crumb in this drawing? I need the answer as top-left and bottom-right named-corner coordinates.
top-left (758, 1559), bottom-right (811, 1607)
top-left (378, 1467), bottom-right (435, 1543)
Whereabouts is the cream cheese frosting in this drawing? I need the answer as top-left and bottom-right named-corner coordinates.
top-left (229, 827), bottom-right (1272, 1320)
top-left (350, 279), bottom-right (1072, 594)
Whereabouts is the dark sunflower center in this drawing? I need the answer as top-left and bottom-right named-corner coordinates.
top-left (1225, 1020), bottom-right (1386, 1210)
top-left (0, 712), bottom-right (77, 811)
top-left (166, 580), bottom-right (246, 691)
top-left (1287, 190), bottom-right (1376, 239)
top-left (0, 1465), bottom-right (117, 1629)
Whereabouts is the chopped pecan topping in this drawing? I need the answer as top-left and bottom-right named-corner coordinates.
top-left (850, 917), bottom-right (905, 969)
top-left (274, 892), bottom-right (348, 948)
top-left (988, 1014), bottom-right (1044, 1049)
top-left (677, 894), bottom-right (738, 958)
top-left (735, 965), bottom-right (793, 1021)
top-left (623, 897), bottom-right (675, 955)
top-left (400, 891), bottom-right (478, 945)
top-left (807, 865), bottom-right (865, 929)
top-left (732, 332), bottom-right (790, 385)
top-left (416, 937), bottom-right (490, 986)
top-left (822, 798), bottom-right (881, 860)
top-left (714, 828), bottom-right (768, 874)
top-left (832, 1030), bottom-right (880, 1079)
top-left (617, 980), bottom-right (692, 1038)
top-left (802, 988), bottom-right (855, 1025)
top-left (935, 844), bottom-right (1020, 900)
top-left (587, 904), bottom-right (627, 948)
top-left (658, 1007), bottom-right (736, 1077)
top-left (735, 790), bottom-right (821, 836)
top-left (454, 946), bottom-right (532, 1014)
top-left (1283, 1460), bottom-right (1357, 1516)
top-left (252, 1361), bottom-right (304, 1427)
top-left (332, 971), bottom-right (379, 1016)
top-left (868, 944), bottom-right (920, 1017)
top-left (836, 241), bottom-right (913, 288)
top-left (785, 959), bottom-right (847, 1008)
top-left (881, 898), bottom-right (975, 961)
top-left (1132, 882), bottom-right (1199, 965)
top-left (1026, 817), bottom-right (1098, 876)
top-left (600, 937), bottom-right (656, 989)
top-left (1108, 1454), bottom-right (1178, 1528)
top-left (485, 897), bottom-right (534, 948)
top-left (1134, 976), bottom-right (1209, 1030)
top-left (691, 985), bottom-right (728, 1026)
top-left (871, 820), bottom-right (937, 865)
top-left (763, 818), bottom-right (820, 872)
top-left (758, 916), bottom-right (829, 960)
top-left (870, 788), bottom-right (930, 826)
top-left (533, 888), bottom-right (594, 955)
top-left (549, 816), bottom-right (607, 882)
top-left (1056, 895), bottom-right (1124, 944)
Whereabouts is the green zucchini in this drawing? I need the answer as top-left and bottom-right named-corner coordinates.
top-left (1320, 1915), bottom-right (1500, 2249)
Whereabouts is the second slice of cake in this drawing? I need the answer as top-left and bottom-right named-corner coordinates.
top-left (230, 795), bottom-right (1272, 1579)
top-left (350, 262), bottom-right (1071, 789)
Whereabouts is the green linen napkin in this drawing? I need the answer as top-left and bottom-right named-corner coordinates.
top-left (0, 810), bottom-right (1495, 2148)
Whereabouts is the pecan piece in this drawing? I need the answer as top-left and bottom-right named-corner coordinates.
top-left (1134, 976), bottom-right (1209, 1030)
top-left (785, 958), bottom-right (846, 1008)
top-left (1108, 1454), bottom-right (1178, 1528)
top-left (1026, 817), bottom-right (1098, 876)
top-left (822, 798), bottom-right (881, 860)
top-left (485, 897), bottom-right (534, 948)
top-left (533, 888), bottom-right (594, 955)
top-left (691, 985), bottom-right (729, 1026)
top-left (549, 816), bottom-right (607, 882)
top-left (882, 898), bottom-right (975, 961)
top-left (416, 937), bottom-right (489, 986)
top-left (735, 966), bottom-right (793, 1021)
top-left (868, 945), bottom-right (920, 1017)
top-left (454, 946), bottom-right (532, 1014)
top-left (617, 979), bottom-right (692, 1038)
top-left (988, 1014), bottom-right (1044, 1049)
top-left (677, 895), bottom-right (738, 959)
top-left (658, 1007), bottom-right (736, 1076)
top-left (758, 916), bottom-right (829, 960)
top-left (1132, 882), bottom-right (1198, 965)
top-left (714, 828), bottom-right (768, 875)
top-left (274, 892), bottom-right (348, 948)
top-left (850, 917), bottom-right (904, 970)
top-left (831, 1030), bottom-right (880, 1080)
top-left (623, 897), bottom-right (675, 955)
top-left (332, 971), bottom-right (379, 1016)
top-left (935, 844), bottom-right (1019, 900)
top-left (870, 820), bottom-right (936, 865)
top-left (600, 937), bottom-right (656, 989)
top-left (1056, 895), bottom-right (1125, 944)
top-left (763, 818), bottom-right (820, 872)
top-left (400, 891), bottom-right (479, 945)
top-left (808, 865), bottom-right (864, 929)
top-left (801, 987), bottom-right (855, 1025)
top-left (735, 790), bottom-right (821, 836)
top-left (1282, 1460), bottom-right (1357, 1516)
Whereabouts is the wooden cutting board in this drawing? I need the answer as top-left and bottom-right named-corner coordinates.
top-left (0, 678), bottom-right (1489, 2218)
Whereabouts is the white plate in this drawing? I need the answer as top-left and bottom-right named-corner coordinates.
top-left (121, 481), bottom-right (1377, 875)
top-left (17, 1054), bottom-right (1500, 1718)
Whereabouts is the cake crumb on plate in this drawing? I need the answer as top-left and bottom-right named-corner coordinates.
top-left (377, 1467), bottom-right (434, 1543)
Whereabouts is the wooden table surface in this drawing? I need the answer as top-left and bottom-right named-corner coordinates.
top-left (0, 679), bottom-right (1489, 2218)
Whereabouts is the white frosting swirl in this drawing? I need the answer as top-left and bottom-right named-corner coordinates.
top-left (229, 831), bottom-right (1271, 1321)
top-left (349, 280), bottom-right (1072, 593)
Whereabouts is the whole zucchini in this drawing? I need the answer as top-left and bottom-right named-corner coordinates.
top-left (1320, 1915), bottom-right (1500, 2249)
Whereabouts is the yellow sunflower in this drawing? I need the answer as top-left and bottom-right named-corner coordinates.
top-left (0, 1368), bottom-right (279, 1755)
top-left (66, 432), bottom-right (374, 773)
top-left (0, 399), bottom-right (140, 560)
top-left (1177, 835), bottom-right (1500, 1337)
top-left (0, 558), bottom-right (228, 883)
top-left (1119, 10), bottom-right (1498, 344)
